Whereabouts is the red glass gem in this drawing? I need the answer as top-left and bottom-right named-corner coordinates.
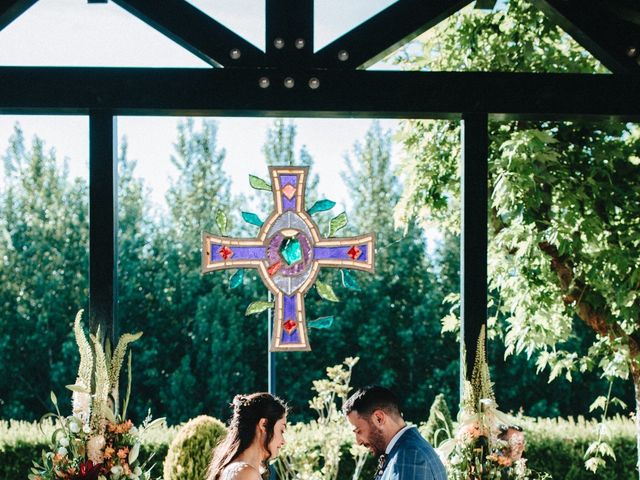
top-left (347, 245), bottom-right (362, 260)
top-left (219, 245), bottom-right (234, 260)
top-left (267, 260), bottom-right (282, 276)
top-left (282, 183), bottom-right (296, 200)
top-left (283, 319), bottom-right (297, 333)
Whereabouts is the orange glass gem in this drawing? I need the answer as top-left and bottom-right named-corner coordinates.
top-left (282, 183), bottom-right (296, 200)
top-left (283, 319), bottom-right (297, 333)
top-left (347, 245), bottom-right (362, 260)
top-left (267, 260), bottom-right (282, 276)
top-left (219, 245), bottom-right (234, 260)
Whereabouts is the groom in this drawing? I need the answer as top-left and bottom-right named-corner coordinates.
top-left (344, 386), bottom-right (447, 480)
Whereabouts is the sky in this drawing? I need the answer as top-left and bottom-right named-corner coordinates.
top-left (0, 0), bottom-right (405, 211)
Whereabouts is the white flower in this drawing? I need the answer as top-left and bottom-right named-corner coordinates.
top-left (59, 436), bottom-right (69, 447)
top-left (83, 424), bottom-right (92, 434)
top-left (133, 466), bottom-right (142, 476)
top-left (69, 421), bottom-right (80, 433)
top-left (87, 434), bottom-right (106, 464)
top-left (450, 455), bottom-right (462, 466)
top-left (57, 446), bottom-right (68, 456)
top-left (129, 426), bottom-right (138, 435)
top-left (111, 465), bottom-right (123, 478)
top-left (72, 390), bottom-right (91, 423)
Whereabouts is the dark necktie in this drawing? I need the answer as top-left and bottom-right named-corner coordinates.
top-left (374, 453), bottom-right (388, 479)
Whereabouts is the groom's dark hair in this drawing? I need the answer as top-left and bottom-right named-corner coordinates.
top-left (343, 385), bottom-right (402, 418)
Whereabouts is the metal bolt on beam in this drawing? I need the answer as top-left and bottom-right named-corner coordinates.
top-left (295, 38), bottom-right (305, 49)
top-left (338, 50), bottom-right (349, 61)
top-left (308, 77), bottom-right (320, 89)
top-left (284, 77), bottom-right (295, 88)
top-left (229, 48), bottom-right (241, 60)
top-left (274, 38), bottom-right (285, 49)
top-left (258, 77), bottom-right (270, 88)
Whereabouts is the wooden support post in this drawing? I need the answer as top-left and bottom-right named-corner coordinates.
top-left (89, 111), bottom-right (118, 342)
top-left (460, 112), bottom-right (489, 393)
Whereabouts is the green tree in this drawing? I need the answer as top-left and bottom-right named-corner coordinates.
top-left (395, 0), bottom-right (639, 471)
top-left (0, 125), bottom-right (88, 419)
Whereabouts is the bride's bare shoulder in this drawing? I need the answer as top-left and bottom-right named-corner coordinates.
top-left (222, 462), bottom-right (261, 480)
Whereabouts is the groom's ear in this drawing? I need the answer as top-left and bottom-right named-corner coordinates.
top-left (372, 410), bottom-right (386, 426)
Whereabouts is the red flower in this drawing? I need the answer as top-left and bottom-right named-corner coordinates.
top-left (75, 460), bottom-right (101, 480)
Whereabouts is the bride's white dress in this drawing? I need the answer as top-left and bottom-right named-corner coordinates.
top-left (222, 462), bottom-right (260, 480)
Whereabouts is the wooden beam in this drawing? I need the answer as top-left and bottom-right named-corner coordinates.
top-left (89, 111), bottom-right (118, 341)
top-left (460, 112), bottom-right (488, 384)
top-left (265, 0), bottom-right (313, 67)
top-left (532, 0), bottom-right (640, 73)
top-left (1, 68), bottom-right (640, 120)
top-left (0, 0), bottom-right (37, 32)
top-left (314, 0), bottom-right (472, 69)
top-left (113, 0), bottom-right (265, 67)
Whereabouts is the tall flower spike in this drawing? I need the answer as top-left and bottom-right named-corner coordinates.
top-left (73, 310), bottom-right (93, 391)
top-left (109, 331), bottom-right (143, 406)
top-left (90, 329), bottom-right (114, 432)
top-left (470, 325), bottom-right (495, 413)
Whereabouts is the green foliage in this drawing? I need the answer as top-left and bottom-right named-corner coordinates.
top-left (0, 125), bottom-right (88, 420)
top-left (395, 0), bottom-right (638, 453)
top-left (423, 394), bottom-right (454, 447)
top-left (162, 415), bottom-right (226, 480)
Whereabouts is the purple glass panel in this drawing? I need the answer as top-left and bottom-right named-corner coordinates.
top-left (281, 294), bottom-right (301, 344)
top-left (314, 244), bottom-right (368, 262)
top-left (210, 245), bottom-right (266, 262)
top-left (280, 175), bottom-right (298, 187)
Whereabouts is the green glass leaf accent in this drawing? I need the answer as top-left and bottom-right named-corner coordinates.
top-left (230, 269), bottom-right (244, 289)
top-left (242, 211), bottom-right (264, 227)
top-left (215, 210), bottom-right (228, 236)
top-left (245, 301), bottom-right (274, 315)
top-left (249, 174), bottom-right (272, 191)
top-left (316, 280), bottom-right (340, 302)
top-left (328, 212), bottom-right (347, 237)
top-left (308, 199), bottom-right (336, 215)
top-left (341, 269), bottom-right (361, 291)
top-left (309, 316), bottom-right (335, 329)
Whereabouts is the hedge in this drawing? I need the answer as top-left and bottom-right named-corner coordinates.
top-left (0, 416), bottom-right (636, 479)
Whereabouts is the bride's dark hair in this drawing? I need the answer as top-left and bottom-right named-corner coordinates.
top-left (206, 392), bottom-right (288, 480)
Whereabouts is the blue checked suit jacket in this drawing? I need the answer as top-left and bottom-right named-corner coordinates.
top-left (377, 427), bottom-right (447, 480)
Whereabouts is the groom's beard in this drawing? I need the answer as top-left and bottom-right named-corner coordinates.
top-left (365, 422), bottom-right (387, 457)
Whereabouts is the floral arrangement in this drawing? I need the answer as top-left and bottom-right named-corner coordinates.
top-left (438, 326), bottom-right (550, 480)
top-left (29, 311), bottom-right (164, 480)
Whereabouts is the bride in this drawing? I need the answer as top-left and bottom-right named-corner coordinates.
top-left (206, 392), bottom-right (288, 480)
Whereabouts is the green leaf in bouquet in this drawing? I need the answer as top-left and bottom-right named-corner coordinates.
top-left (309, 316), bottom-right (334, 329)
top-left (242, 211), bottom-right (264, 227)
top-left (66, 384), bottom-right (90, 394)
top-left (129, 442), bottom-right (140, 464)
top-left (249, 174), bottom-right (272, 191)
top-left (103, 405), bottom-right (117, 423)
top-left (122, 351), bottom-right (133, 421)
top-left (245, 301), bottom-right (274, 316)
top-left (328, 212), bottom-right (347, 237)
top-left (215, 210), bottom-right (228, 236)
top-left (230, 269), bottom-right (244, 289)
top-left (316, 280), bottom-right (340, 302)
top-left (142, 417), bottom-right (166, 433)
top-left (341, 269), bottom-right (360, 291)
top-left (308, 199), bottom-right (336, 215)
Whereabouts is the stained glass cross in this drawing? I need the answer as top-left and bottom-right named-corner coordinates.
top-left (202, 166), bottom-right (375, 351)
